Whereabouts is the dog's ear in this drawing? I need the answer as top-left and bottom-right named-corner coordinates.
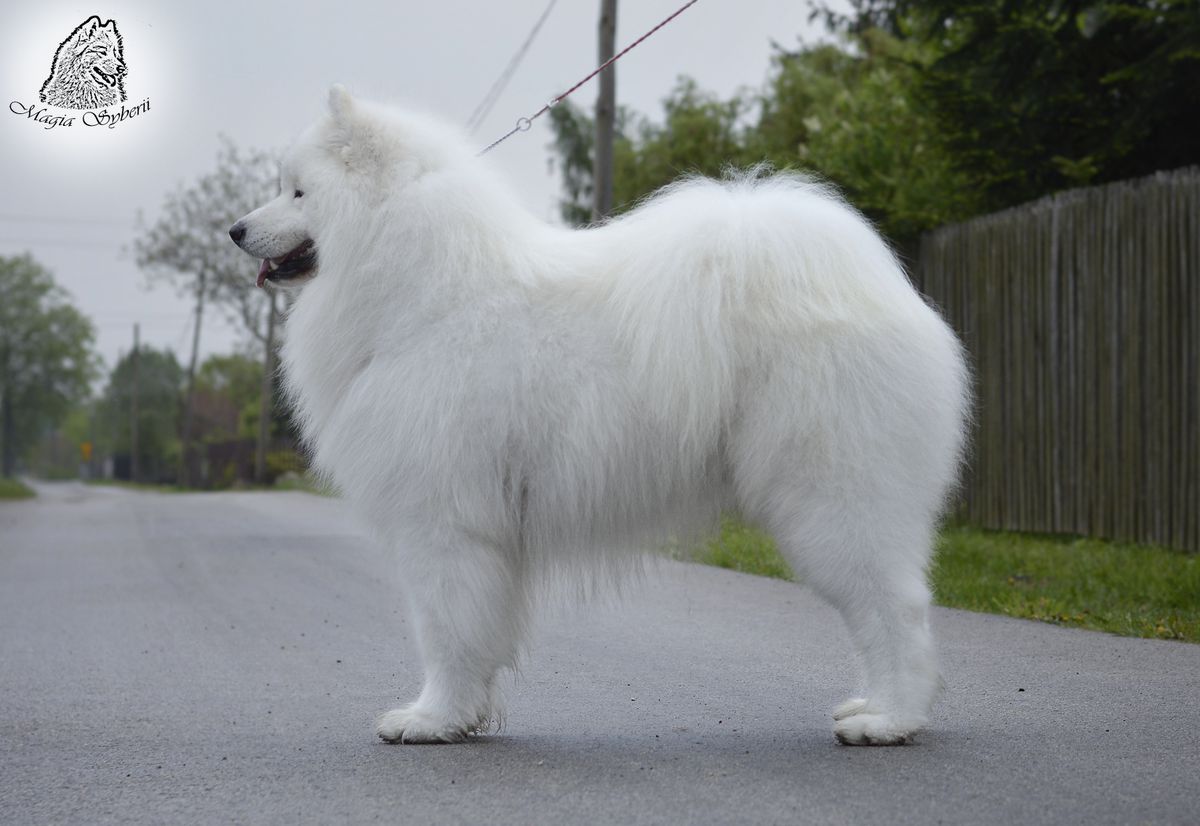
top-left (328, 84), bottom-right (354, 125)
top-left (325, 85), bottom-right (382, 171)
top-left (71, 16), bottom-right (103, 51)
top-left (323, 85), bottom-right (428, 179)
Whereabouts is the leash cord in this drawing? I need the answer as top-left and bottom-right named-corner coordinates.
top-left (478, 0), bottom-right (701, 155)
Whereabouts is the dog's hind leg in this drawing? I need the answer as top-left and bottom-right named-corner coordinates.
top-left (767, 498), bottom-right (941, 746)
top-left (377, 534), bottom-right (528, 744)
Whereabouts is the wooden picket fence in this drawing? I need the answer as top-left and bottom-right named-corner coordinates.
top-left (915, 168), bottom-right (1199, 552)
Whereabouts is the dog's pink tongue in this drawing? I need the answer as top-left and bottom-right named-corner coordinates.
top-left (256, 259), bottom-right (270, 288)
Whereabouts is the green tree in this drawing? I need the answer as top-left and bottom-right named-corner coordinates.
top-left (133, 137), bottom-right (279, 483)
top-left (816, 0), bottom-right (1200, 210)
top-left (548, 34), bottom-right (973, 251)
top-left (0, 254), bottom-right (96, 476)
top-left (751, 31), bottom-right (979, 250)
top-left (551, 2), bottom-right (1197, 245)
top-left (550, 82), bottom-right (749, 225)
top-left (548, 100), bottom-right (600, 226)
top-left (95, 346), bottom-right (183, 482)
top-left (613, 78), bottom-right (751, 211)
top-left (194, 352), bottom-right (262, 441)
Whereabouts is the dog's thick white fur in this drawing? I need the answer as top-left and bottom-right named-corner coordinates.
top-left (232, 86), bottom-right (969, 746)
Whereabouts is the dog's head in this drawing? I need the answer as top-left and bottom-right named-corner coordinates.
top-left (227, 104), bottom-right (326, 289)
top-left (59, 16), bottom-right (126, 91)
top-left (228, 159), bottom-right (318, 289)
top-left (230, 85), bottom-right (460, 290)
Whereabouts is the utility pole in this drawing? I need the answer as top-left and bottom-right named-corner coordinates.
top-left (179, 270), bottom-right (206, 487)
top-left (254, 291), bottom-right (277, 484)
top-left (592, 0), bottom-right (617, 222)
top-left (130, 323), bottom-right (140, 483)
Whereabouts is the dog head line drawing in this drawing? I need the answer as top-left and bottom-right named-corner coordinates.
top-left (39, 15), bottom-right (127, 110)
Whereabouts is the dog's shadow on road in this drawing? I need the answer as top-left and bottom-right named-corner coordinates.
top-left (366, 725), bottom-right (969, 786)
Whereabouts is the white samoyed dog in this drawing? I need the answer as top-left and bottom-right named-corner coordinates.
top-left (230, 86), bottom-right (969, 746)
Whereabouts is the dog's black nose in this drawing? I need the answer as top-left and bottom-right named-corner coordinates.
top-left (229, 223), bottom-right (246, 244)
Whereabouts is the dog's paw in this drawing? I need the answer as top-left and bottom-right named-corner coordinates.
top-left (832, 697), bottom-right (870, 721)
top-left (376, 705), bottom-right (480, 744)
top-left (833, 713), bottom-right (919, 746)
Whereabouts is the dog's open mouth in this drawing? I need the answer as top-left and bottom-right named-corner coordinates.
top-left (257, 240), bottom-right (317, 288)
top-left (92, 67), bottom-right (119, 87)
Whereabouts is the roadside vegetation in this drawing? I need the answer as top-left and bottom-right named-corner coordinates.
top-left (272, 472), bottom-right (336, 497)
top-left (85, 479), bottom-right (186, 493)
top-left (0, 478), bottom-right (35, 499)
top-left (82, 474), bottom-right (336, 497)
top-left (689, 518), bottom-right (1200, 643)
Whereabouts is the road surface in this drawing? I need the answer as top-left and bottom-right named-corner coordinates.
top-left (1, 482), bottom-right (1197, 824)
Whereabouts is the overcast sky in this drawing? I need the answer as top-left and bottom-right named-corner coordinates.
top-left (1, 0), bottom-right (839, 374)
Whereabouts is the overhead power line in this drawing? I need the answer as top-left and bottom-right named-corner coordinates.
top-left (479, 0), bottom-right (701, 155)
top-left (0, 237), bottom-right (123, 249)
top-left (0, 212), bottom-right (131, 227)
top-left (465, 0), bottom-right (560, 134)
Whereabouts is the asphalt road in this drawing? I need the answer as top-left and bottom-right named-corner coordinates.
top-left (1, 481), bottom-right (1198, 825)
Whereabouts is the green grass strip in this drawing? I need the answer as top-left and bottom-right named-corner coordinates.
top-left (691, 518), bottom-right (1200, 643)
top-left (0, 478), bottom-right (35, 499)
top-left (85, 478), bottom-right (187, 493)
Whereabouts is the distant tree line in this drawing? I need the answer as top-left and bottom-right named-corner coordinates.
top-left (0, 250), bottom-right (293, 486)
top-left (32, 342), bottom-right (296, 485)
top-left (549, 0), bottom-right (1199, 252)
top-left (3, 136), bottom-right (294, 486)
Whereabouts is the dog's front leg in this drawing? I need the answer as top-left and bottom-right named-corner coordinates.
top-left (377, 534), bottom-right (526, 743)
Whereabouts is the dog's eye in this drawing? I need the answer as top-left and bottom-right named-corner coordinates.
top-left (294, 190), bottom-right (304, 199)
